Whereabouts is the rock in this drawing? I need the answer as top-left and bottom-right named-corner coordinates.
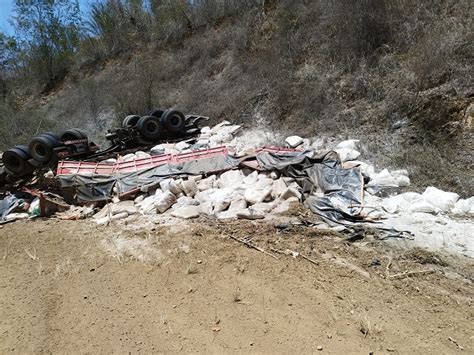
top-left (171, 205), bottom-right (200, 219)
top-left (237, 208), bottom-right (265, 220)
top-left (317, 345), bottom-right (323, 351)
top-left (285, 135), bottom-right (304, 148)
top-left (392, 119), bottom-right (405, 129)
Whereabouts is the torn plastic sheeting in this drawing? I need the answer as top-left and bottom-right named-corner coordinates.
top-left (57, 154), bottom-right (240, 203)
top-left (0, 195), bottom-right (19, 223)
top-left (256, 150), bottom-right (364, 223)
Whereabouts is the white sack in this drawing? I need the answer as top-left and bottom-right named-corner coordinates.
top-left (451, 198), bottom-right (473, 215)
top-left (182, 178), bottom-right (198, 197)
top-left (337, 139), bottom-right (360, 150)
top-left (422, 186), bottom-right (459, 213)
top-left (171, 205), bottom-right (200, 219)
top-left (335, 148), bottom-right (360, 162)
top-left (155, 191), bottom-right (177, 213)
top-left (197, 175), bottom-right (216, 191)
top-left (236, 208), bottom-right (265, 220)
top-left (244, 187), bottom-right (271, 205)
top-left (285, 135), bottom-right (304, 148)
top-left (217, 170), bottom-right (244, 189)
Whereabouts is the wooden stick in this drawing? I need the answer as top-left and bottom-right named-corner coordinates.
top-left (389, 269), bottom-right (435, 280)
top-left (385, 257), bottom-right (392, 278)
top-left (270, 247), bottom-right (319, 266)
top-left (228, 235), bottom-right (278, 259)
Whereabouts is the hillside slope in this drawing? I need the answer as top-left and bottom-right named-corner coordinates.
top-left (2, 1), bottom-right (473, 195)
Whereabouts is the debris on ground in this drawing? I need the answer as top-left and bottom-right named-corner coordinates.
top-left (0, 118), bottom-right (472, 258)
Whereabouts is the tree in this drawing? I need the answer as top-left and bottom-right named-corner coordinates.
top-left (12, 0), bottom-right (82, 90)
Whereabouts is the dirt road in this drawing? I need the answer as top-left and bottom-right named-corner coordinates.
top-left (0, 217), bottom-right (473, 353)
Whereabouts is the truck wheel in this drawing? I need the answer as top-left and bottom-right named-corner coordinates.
top-left (162, 110), bottom-right (185, 133)
top-left (137, 115), bottom-right (162, 140)
top-left (71, 128), bottom-right (88, 140)
top-left (29, 135), bottom-right (58, 163)
top-left (2, 145), bottom-right (34, 176)
top-left (61, 129), bottom-right (83, 142)
top-left (150, 109), bottom-right (164, 119)
top-left (123, 115), bottom-right (141, 127)
top-left (40, 132), bottom-right (61, 142)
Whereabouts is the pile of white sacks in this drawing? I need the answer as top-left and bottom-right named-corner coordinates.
top-left (93, 121), bottom-right (473, 257)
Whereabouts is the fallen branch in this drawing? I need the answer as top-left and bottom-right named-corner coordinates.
top-left (385, 256), bottom-right (392, 279)
top-left (448, 336), bottom-right (464, 351)
top-left (228, 235), bottom-right (278, 259)
top-left (25, 247), bottom-right (38, 261)
top-left (270, 247), bottom-right (319, 266)
top-left (2, 240), bottom-right (12, 261)
top-left (389, 269), bottom-right (435, 280)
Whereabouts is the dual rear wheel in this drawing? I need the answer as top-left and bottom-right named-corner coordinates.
top-left (3, 128), bottom-right (89, 176)
top-left (122, 109), bottom-right (186, 140)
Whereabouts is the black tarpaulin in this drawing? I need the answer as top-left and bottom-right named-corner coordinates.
top-left (57, 154), bottom-right (240, 203)
top-left (256, 150), bottom-right (364, 226)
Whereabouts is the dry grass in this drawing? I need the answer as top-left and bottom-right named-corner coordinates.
top-left (1, 1), bottom-right (472, 196)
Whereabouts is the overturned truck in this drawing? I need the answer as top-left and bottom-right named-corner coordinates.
top-left (1, 109), bottom-right (207, 179)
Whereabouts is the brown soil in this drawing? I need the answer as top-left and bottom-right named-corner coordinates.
top-left (0, 217), bottom-right (473, 354)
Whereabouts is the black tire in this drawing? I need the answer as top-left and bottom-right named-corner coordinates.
top-left (137, 115), bottom-right (162, 140)
top-left (29, 135), bottom-right (57, 163)
top-left (61, 129), bottom-right (83, 142)
top-left (123, 115), bottom-right (141, 127)
top-left (2, 145), bottom-right (34, 176)
top-left (162, 110), bottom-right (185, 133)
top-left (71, 128), bottom-right (88, 140)
top-left (149, 109), bottom-right (164, 119)
top-left (40, 132), bottom-right (61, 142)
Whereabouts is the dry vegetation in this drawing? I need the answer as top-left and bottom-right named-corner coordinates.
top-left (0, 0), bottom-right (472, 195)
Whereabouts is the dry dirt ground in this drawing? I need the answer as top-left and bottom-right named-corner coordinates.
top-left (0, 216), bottom-right (473, 354)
